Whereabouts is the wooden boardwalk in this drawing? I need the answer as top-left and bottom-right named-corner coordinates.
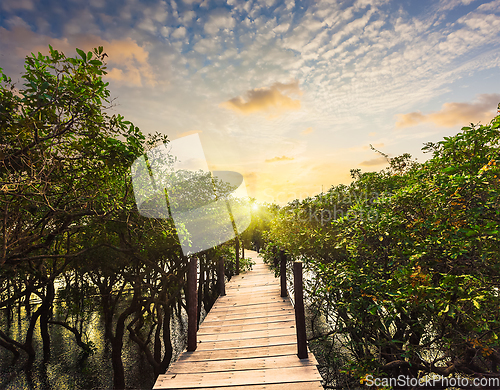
top-left (153, 250), bottom-right (323, 389)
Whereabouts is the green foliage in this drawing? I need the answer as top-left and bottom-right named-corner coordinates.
top-left (0, 46), bottom-right (238, 388)
top-left (240, 256), bottom-right (256, 272)
top-left (0, 45), bottom-right (146, 269)
top-left (263, 108), bottom-right (500, 386)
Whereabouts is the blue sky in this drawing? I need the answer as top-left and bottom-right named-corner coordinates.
top-left (1, 0), bottom-right (499, 203)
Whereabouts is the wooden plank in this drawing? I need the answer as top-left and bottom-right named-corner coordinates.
top-left (204, 309), bottom-right (294, 322)
top-left (211, 300), bottom-right (290, 309)
top-left (198, 327), bottom-right (296, 342)
top-left (154, 366), bottom-right (322, 389)
top-left (225, 284), bottom-right (280, 292)
top-left (168, 354), bottom-right (318, 374)
top-left (175, 344), bottom-right (298, 362)
top-left (210, 301), bottom-right (293, 312)
top-left (212, 297), bottom-right (289, 307)
top-left (214, 292), bottom-right (282, 302)
top-left (216, 290), bottom-right (279, 298)
top-left (200, 313), bottom-right (294, 327)
top-left (196, 334), bottom-right (297, 351)
top-left (199, 381), bottom-right (324, 390)
top-left (198, 319), bottom-right (296, 334)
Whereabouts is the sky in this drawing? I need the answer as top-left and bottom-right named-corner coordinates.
top-left (1, 0), bottom-right (499, 204)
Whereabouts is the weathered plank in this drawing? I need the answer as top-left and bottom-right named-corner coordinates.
top-left (168, 354), bottom-right (318, 374)
top-left (203, 308), bottom-right (294, 323)
top-left (198, 328), bottom-right (297, 342)
top-left (153, 366), bottom-right (322, 389)
top-left (175, 344), bottom-right (298, 362)
top-left (196, 334), bottom-right (298, 351)
top-left (200, 382), bottom-right (324, 390)
top-left (200, 313), bottom-right (294, 327)
top-left (197, 319), bottom-right (296, 334)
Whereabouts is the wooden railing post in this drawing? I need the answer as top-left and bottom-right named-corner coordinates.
top-left (293, 261), bottom-right (308, 359)
top-left (235, 238), bottom-right (240, 275)
top-left (218, 256), bottom-right (226, 297)
top-left (187, 256), bottom-right (198, 351)
top-left (280, 250), bottom-right (287, 298)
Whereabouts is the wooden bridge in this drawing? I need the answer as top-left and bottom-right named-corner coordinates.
top-left (153, 250), bottom-right (323, 389)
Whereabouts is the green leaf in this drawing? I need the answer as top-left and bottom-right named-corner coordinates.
top-left (465, 229), bottom-right (476, 237)
top-left (76, 48), bottom-right (86, 61)
top-left (87, 51), bottom-right (92, 61)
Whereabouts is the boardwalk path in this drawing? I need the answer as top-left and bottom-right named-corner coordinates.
top-left (154, 250), bottom-right (323, 389)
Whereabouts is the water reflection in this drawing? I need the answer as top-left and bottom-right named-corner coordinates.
top-left (0, 295), bottom-right (189, 390)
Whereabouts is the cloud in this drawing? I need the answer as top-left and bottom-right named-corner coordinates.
top-left (395, 111), bottom-right (427, 128)
top-left (265, 156), bottom-right (295, 163)
top-left (1, 0), bottom-right (33, 11)
top-left (219, 80), bottom-right (302, 116)
top-left (75, 36), bottom-right (156, 87)
top-left (204, 8), bottom-right (235, 35)
top-left (5, 16), bottom-right (31, 29)
top-left (1, 27), bottom-right (157, 87)
top-left (301, 127), bottom-right (314, 135)
top-left (395, 94), bottom-right (500, 128)
top-left (171, 26), bottom-right (187, 39)
top-left (360, 156), bottom-right (390, 167)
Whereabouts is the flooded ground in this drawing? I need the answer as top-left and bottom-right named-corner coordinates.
top-left (0, 297), bottom-right (193, 390)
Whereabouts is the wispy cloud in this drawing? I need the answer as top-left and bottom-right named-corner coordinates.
top-left (395, 94), bottom-right (500, 128)
top-left (301, 127), bottom-right (314, 135)
top-left (265, 156), bottom-right (295, 163)
top-left (204, 8), bottom-right (235, 35)
top-left (360, 156), bottom-right (390, 167)
top-left (1, 0), bottom-right (34, 12)
top-left (219, 80), bottom-right (302, 116)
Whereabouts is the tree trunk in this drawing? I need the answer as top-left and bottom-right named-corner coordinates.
top-left (159, 305), bottom-right (172, 374)
top-left (40, 281), bottom-right (55, 361)
top-left (111, 302), bottom-right (137, 389)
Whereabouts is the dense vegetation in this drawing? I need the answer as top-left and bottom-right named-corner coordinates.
top-left (0, 47), bottom-right (248, 389)
top-left (261, 108), bottom-right (500, 388)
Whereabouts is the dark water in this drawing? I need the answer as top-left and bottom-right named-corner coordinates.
top-left (0, 299), bottom-right (190, 390)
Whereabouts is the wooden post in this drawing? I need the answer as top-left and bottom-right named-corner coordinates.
top-left (235, 237), bottom-right (240, 275)
top-left (293, 261), bottom-right (308, 359)
top-left (218, 256), bottom-right (226, 296)
top-left (187, 256), bottom-right (197, 351)
top-left (280, 250), bottom-right (287, 298)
